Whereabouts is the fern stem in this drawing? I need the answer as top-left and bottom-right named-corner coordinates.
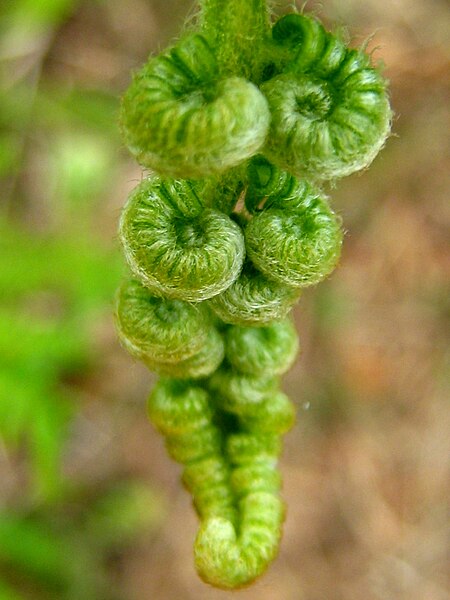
top-left (199, 0), bottom-right (271, 78)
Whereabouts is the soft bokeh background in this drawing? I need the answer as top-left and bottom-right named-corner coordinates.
top-left (0, 1), bottom-right (449, 598)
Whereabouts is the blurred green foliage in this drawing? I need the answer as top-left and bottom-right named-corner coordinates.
top-left (2, 0), bottom-right (80, 28)
top-left (0, 481), bottom-right (165, 600)
top-left (0, 219), bottom-right (121, 499)
top-left (0, 1), bottom-right (165, 598)
top-left (0, 0), bottom-right (121, 498)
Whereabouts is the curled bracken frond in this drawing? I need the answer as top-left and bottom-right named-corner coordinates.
top-left (208, 261), bottom-right (301, 326)
top-left (120, 176), bottom-right (245, 302)
top-left (194, 493), bottom-right (285, 588)
top-left (261, 13), bottom-right (392, 180)
top-left (115, 279), bottom-right (211, 362)
top-left (120, 34), bottom-right (270, 178)
top-left (142, 327), bottom-right (225, 379)
top-left (148, 378), bottom-right (293, 589)
top-left (245, 155), bottom-right (298, 213)
top-left (208, 366), bottom-right (280, 410)
top-left (245, 177), bottom-right (343, 287)
top-left (225, 318), bottom-right (299, 376)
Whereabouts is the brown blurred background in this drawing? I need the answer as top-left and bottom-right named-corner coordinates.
top-left (0, 1), bottom-right (449, 599)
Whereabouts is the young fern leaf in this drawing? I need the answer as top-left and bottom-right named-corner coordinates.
top-left (116, 279), bottom-right (211, 362)
top-left (117, 0), bottom-right (391, 589)
top-left (119, 177), bottom-right (245, 302)
top-left (245, 176), bottom-right (344, 287)
top-left (262, 14), bottom-right (392, 180)
top-left (120, 34), bottom-right (270, 178)
top-left (208, 260), bottom-right (301, 326)
top-left (148, 379), bottom-right (238, 523)
top-left (225, 318), bottom-right (299, 376)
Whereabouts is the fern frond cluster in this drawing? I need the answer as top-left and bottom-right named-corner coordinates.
top-left (116, 2), bottom-right (391, 589)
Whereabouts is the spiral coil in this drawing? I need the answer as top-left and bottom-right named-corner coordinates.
top-left (120, 177), bottom-right (245, 302)
top-left (261, 14), bottom-right (392, 180)
top-left (245, 178), bottom-right (343, 287)
top-left (120, 34), bottom-right (270, 178)
top-left (116, 4), bottom-right (391, 590)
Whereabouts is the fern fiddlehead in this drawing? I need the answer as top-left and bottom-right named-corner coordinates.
top-left (120, 34), bottom-right (270, 178)
top-left (119, 177), bottom-right (245, 302)
top-left (116, 0), bottom-right (391, 589)
top-left (261, 13), bottom-right (392, 180)
top-left (245, 166), bottom-right (344, 287)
